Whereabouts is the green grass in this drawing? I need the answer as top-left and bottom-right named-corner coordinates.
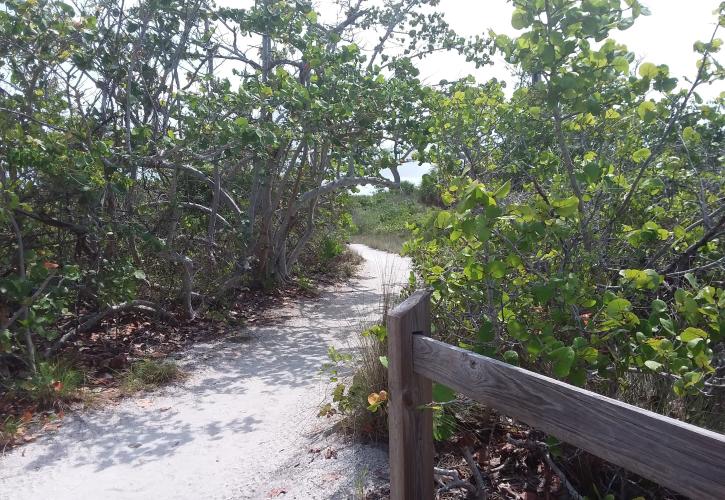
top-left (122, 359), bottom-right (182, 394)
top-left (18, 361), bottom-right (83, 408)
top-left (349, 190), bottom-right (433, 254)
top-left (0, 415), bottom-right (23, 446)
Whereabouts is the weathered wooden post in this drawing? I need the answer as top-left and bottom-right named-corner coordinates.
top-left (387, 289), bottom-right (434, 500)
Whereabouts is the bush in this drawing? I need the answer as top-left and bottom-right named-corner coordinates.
top-left (418, 171), bottom-right (442, 206)
top-left (321, 235), bottom-right (345, 262)
top-left (398, 180), bottom-right (417, 197)
top-left (297, 226), bottom-right (363, 282)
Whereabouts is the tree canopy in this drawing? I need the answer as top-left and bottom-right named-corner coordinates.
top-left (1, 0), bottom-right (469, 370)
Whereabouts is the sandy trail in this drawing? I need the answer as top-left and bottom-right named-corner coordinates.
top-left (0, 244), bottom-right (409, 500)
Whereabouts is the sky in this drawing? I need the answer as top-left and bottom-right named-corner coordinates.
top-left (418, 0), bottom-right (723, 92)
top-left (352, 0), bottom-right (724, 193)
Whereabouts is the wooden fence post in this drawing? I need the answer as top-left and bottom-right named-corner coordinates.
top-left (387, 290), bottom-right (433, 500)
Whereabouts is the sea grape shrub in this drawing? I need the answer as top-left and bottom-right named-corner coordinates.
top-left (405, 0), bottom-right (724, 414)
top-left (406, 180), bottom-right (721, 396)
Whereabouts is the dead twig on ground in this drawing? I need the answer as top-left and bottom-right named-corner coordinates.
top-left (434, 467), bottom-right (477, 497)
top-left (462, 445), bottom-right (488, 500)
top-left (507, 434), bottom-right (584, 500)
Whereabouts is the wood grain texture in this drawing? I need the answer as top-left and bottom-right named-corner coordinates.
top-left (413, 335), bottom-right (725, 499)
top-left (387, 290), bottom-right (434, 500)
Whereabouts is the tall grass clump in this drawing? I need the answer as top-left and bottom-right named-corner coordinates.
top-left (320, 268), bottom-right (409, 440)
top-left (122, 359), bottom-right (181, 394)
top-left (17, 361), bottom-right (83, 408)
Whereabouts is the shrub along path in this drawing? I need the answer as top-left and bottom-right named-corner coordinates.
top-left (0, 244), bottom-right (410, 500)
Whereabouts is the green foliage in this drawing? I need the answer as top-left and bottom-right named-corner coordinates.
top-left (362, 324), bottom-right (388, 343)
top-left (0, 0), bottom-right (463, 375)
top-left (431, 382), bottom-right (457, 441)
top-left (321, 236), bottom-right (345, 262)
top-left (432, 406), bottom-right (456, 441)
top-left (17, 361), bottom-right (82, 408)
top-left (2, 0), bottom-right (723, 439)
top-left (404, 0), bottom-right (725, 425)
top-left (349, 189), bottom-right (435, 253)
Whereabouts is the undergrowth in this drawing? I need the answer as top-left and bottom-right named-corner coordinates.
top-left (320, 324), bottom-right (390, 440)
top-left (0, 415), bottom-right (22, 447)
top-left (298, 233), bottom-right (364, 284)
top-left (15, 361), bottom-right (83, 409)
top-left (319, 272), bottom-right (413, 441)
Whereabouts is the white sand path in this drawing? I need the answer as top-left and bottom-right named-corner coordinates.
top-left (0, 244), bottom-right (409, 500)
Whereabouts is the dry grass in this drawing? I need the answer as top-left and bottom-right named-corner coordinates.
top-left (299, 244), bottom-right (365, 284)
top-left (327, 247), bottom-right (365, 280)
top-left (322, 267), bottom-right (408, 441)
top-left (610, 370), bottom-right (724, 433)
top-left (344, 326), bottom-right (390, 439)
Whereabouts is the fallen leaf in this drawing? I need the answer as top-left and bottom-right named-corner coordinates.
top-left (41, 422), bottom-right (61, 432)
top-left (580, 312), bottom-right (592, 326)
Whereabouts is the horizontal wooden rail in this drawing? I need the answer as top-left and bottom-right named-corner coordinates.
top-left (413, 335), bottom-right (725, 499)
top-left (387, 290), bottom-right (725, 500)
